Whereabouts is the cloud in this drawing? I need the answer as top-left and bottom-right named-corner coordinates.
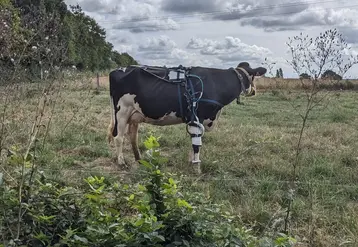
top-left (159, 0), bottom-right (358, 34)
top-left (339, 27), bottom-right (358, 44)
top-left (138, 35), bottom-right (177, 52)
top-left (161, 0), bottom-right (218, 13)
top-left (112, 19), bottom-right (180, 33)
top-left (64, 0), bottom-right (180, 33)
top-left (64, 0), bottom-right (124, 14)
top-left (135, 35), bottom-right (221, 67)
top-left (241, 7), bottom-right (358, 32)
top-left (211, 0), bottom-right (309, 21)
top-left (160, 0), bottom-right (309, 20)
top-left (187, 36), bottom-right (273, 63)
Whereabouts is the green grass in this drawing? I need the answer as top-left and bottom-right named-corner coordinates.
top-left (1, 82), bottom-right (358, 246)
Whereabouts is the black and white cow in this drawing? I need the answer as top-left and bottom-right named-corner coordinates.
top-left (107, 62), bottom-right (267, 174)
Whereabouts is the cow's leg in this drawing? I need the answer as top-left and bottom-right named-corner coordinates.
top-left (114, 107), bottom-right (131, 166)
top-left (128, 123), bottom-right (141, 161)
top-left (187, 122), bottom-right (205, 174)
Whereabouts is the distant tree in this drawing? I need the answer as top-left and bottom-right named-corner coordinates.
top-left (321, 69), bottom-right (342, 80)
top-left (279, 68), bottom-right (283, 78)
top-left (299, 73), bottom-right (311, 79)
top-left (275, 68), bottom-right (284, 78)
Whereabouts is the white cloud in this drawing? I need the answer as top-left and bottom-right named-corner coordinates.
top-left (187, 36), bottom-right (273, 63)
top-left (113, 18), bottom-right (179, 33)
top-left (65, 0), bottom-right (180, 33)
top-left (138, 35), bottom-right (177, 51)
top-left (63, 0), bottom-right (358, 78)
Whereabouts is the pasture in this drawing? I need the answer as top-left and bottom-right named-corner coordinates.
top-left (2, 76), bottom-right (358, 246)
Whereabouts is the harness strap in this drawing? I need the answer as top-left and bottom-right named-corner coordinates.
top-left (233, 67), bottom-right (253, 94)
top-left (177, 84), bottom-right (184, 119)
top-left (198, 98), bottom-right (224, 107)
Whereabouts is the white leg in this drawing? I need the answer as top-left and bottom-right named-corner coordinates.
top-left (114, 108), bottom-right (131, 166)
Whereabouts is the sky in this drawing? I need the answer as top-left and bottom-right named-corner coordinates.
top-left (64, 0), bottom-right (358, 78)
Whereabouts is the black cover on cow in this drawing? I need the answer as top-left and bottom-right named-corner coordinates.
top-left (109, 64), bottom-right (246, 126)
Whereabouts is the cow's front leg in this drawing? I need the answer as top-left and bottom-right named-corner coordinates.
top-left (114, 108), bottom-right (131, 166)
top-left (187, 122), bottom-right (204, 174)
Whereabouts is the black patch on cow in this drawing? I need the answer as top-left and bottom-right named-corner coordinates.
top-left (208, 121), bottom-right (213, 127)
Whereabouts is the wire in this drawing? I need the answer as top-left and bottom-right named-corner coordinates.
top-left (96, 0), bottom-right (343, 24)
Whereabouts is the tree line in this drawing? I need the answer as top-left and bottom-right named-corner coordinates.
top-left (274, 68), bottom-right (344, 80)
top-left (0, 0), bottom-right (138, 81)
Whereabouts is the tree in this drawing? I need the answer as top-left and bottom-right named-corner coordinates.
top-left (299, 73), bottom-right (311, 79)
top-left (275, 68), bottom-right (284, 78)
top-left (321, 69), bottom-right (342, 80)
top-left (279, 68), bottom-right (283, 78)
top-left (282, 28), bottom-right (358, 238)
top-left (111, 51), bottom-right (138, 67)
top-left (1, 0), bottom-right (139, 81)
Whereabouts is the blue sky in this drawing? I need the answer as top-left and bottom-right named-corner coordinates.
top-left (65, 0), bottom-right (358, 78)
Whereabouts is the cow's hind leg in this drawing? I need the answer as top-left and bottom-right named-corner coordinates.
top-left (128, 123), bottom-right (141, 161)
top-left (114, 107), bottom-right (131, 166)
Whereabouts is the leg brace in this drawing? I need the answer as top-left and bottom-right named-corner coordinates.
top-left (186, 122), bottom-right (205, 163)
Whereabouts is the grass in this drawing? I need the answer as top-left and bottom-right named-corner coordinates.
top-left (1, 79), bottom-right (358, 246)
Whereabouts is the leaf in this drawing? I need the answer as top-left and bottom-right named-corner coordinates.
top-left (74, 235), bottom-right (88, 244)
top-left (177, 199), bottom-right (192, 210)
top-left (143, 135), bottom-right (160, 150)
top-left (183, 239), bottom-right (190, 246)
top-left (155, 234), bottom-right (165, 242)
top-left (0, 173), bottom-right (3, 186)
top-left (139, 159), bottom-right (153, 169)
top-left (134, 217), bottom-right (145, 227)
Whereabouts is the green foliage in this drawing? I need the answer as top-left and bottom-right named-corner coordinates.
top-left (111, 51), bottom-right (139, 67)
top-left (0, 0), bottom-right (137, 82)
top-left (322, 69), bottom-right (342, 80)
top-left (1, 135), bottom-right (296, 247)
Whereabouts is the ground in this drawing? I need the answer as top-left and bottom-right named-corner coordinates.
top-left (2, 76), bottom-right (358, 246)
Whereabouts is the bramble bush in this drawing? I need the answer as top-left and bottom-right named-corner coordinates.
top-left (0, 135), bottom-right (296, 246)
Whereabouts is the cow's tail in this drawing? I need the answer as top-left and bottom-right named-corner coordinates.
top-left (107, 96), bottom-right (116, 144)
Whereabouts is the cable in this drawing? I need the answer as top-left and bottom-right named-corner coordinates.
top-left (96, 0), bottom-right (342, 24)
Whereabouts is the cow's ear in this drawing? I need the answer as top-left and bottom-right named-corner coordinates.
top-left (238, 62), bottom-right (250, 68)
top-left (252, 67), bottom-right (267, 76)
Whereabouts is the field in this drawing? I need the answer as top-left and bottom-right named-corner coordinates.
top-left (2, 76), bottom-right (358, 246)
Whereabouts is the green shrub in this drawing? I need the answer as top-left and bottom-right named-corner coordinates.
top-left (0, 136), bottom-right (296, 246)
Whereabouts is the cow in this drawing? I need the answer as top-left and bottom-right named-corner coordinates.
top-left (107, 62), bottom-right (267, 174)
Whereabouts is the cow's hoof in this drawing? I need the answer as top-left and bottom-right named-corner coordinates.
top-left (117, 155), bottom-right (126, 166)
top-left (192, 162), bottom-right (201, 175)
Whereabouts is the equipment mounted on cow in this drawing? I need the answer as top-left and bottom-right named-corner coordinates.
top-left (139, 65), bottom-right (224, 165)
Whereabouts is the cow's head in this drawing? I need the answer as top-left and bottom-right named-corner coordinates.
top-left (235, 62), bottom-right (267, 96)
